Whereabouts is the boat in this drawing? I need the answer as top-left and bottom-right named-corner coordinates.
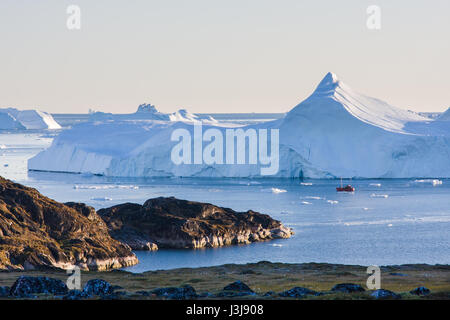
top-left (336, 178), bottom-right (355, 192)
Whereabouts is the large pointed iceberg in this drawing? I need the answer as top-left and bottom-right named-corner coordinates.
top-left (29, 73), bottom-right (450, 178)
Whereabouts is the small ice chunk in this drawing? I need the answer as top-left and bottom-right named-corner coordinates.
top-left (90, 197), bottom-right (113, 201)
top-left (370, 183), bottom-right (382, 187)
top-left (301, 201), bottom-right (312, 205)
top-left (300, 182), bottom-right (313, 186)
top-left (371, 193), bottom-right (389, 198)
top-left (271, 188), bottom-right (287, 194)
top-left (327, 200), bottom-right (339, 204)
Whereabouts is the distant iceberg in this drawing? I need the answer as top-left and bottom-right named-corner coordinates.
top-left (88, 103), bottom-right (218, 124)
top-left (0, 108), bottom-right (61, 130)
top-left (29, 73), bottom-right (450, 178)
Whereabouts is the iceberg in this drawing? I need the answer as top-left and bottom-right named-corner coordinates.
top-left (88, 103), bottom-right (218, 123)
top-left (0, 108), bottom-right (61, 130)
top-left (29, 73), bottom-right (450, 178)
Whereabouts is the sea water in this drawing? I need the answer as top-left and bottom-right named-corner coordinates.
top-left (1, 132), bottom-right (449, 272)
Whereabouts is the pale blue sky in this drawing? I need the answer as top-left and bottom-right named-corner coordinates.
top-left (0, 0), bottom-right (449, 114)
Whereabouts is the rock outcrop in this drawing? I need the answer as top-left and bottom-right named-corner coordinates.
top-left (0, 177), bottom-right (138, 271)
top-left (98, 197), bottom-right (294, 250)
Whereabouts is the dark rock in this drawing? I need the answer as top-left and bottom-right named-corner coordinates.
top-left (223, 281), bottom-right (254, 293)
top-left (389, 272), bottom-right (408, 277)
top-left (98, 197), bottom-right (293, 250)
top-left (331, 283), bottom-right (365, 293)
top-left (263, 291), bottom-right (276, 297)
top-left (0, 176), bottom-right (138, 271)
top-left (371, 289), bottom-right (401, 299)
top-left (198, 292), bottom-right (215, 298)
top-left (215, 291), bottom-right (256, 298)
top-left (10, 276), bottom-right (68, 297)
top-left (0, 286), bottom-right (10, 297)
top-left (152, 285), bottom-right (198, 300)
top-left (136, 290), bottom-right (152, 296)
top-left (279, 287), bottom-right (317, 298)
top-left (82, 279), bottom-right (113, 296)
top-left (410, 286), bottom-right (431, 296)
top-left (64, 289), bottom-right (91, 300)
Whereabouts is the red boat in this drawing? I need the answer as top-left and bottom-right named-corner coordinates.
top-left (336, 185), bottom-right (355, 192)
top-left (336, 178), bottom-right (355, 192)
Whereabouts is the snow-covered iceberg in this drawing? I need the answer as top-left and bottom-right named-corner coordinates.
top-left (29, 73), bottom-right (450, 178)
top-left (88, 104), bottom-right (217, 123)
top-left (0, 108), bottom-right (61, 130)
top-left (437, 108), bottom-right (450, 121)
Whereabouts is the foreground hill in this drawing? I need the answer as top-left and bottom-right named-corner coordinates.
top-left (0, 262), bottom-right (448, 300)
top-left (28, 72), bottom-right (450, 178)
top-left (0, 177), bottom-right (137, 271)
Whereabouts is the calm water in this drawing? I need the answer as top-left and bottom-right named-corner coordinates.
top-left (1, 132), bottom-right (449, 272)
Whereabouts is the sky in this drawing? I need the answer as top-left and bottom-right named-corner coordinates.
top-left (0, 0), bottom-right (449, 114)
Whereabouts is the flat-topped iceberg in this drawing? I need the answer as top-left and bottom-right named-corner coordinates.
top-left (29, 73), bottom-right (450, 178)
top-left (0, 108), bottom-right (61, 130)
top-left (88, 104), bottom-right (217, 123)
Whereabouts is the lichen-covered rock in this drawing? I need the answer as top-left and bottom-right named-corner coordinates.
top-left (371, 289), bottom-right (401, 299)
top-left (82, 279), bottom-right (113, 296)
top-left (0, 176), bottom-right (138, 271)
top-left (410, 286), bottom-right (431, 296)
top-left (9, 276), bottom-right (68, 297)
top-left (152, 285), bottom-right (198, 300)
top-left (98, 197), bottom-right (293, 250)
top-left (279, 287), bottom-right (317, 298)
top-left (331, 283), bottom-right (365, 293)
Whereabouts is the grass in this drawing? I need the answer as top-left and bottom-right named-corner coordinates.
top-left (0, 262), bottom-right (449, 299)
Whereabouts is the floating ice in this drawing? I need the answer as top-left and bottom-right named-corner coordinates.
top-left (0, 108), bottom-right (61, 130)
top-left (74, 185), bottom-right (139, 190)
top-left (414, 179), bottom-right (443, 186)
top-left (271, 188), bottom-right (287, 194)
top-left (301, 201), bottom-right (312, 205)
top-left (370, 183), bottom-right (382, 187)
top-left (300, 183), bottom-right (313, 186)
top-left (327, 200), bottom-right (339, 204)
top-left (90, 197), bottom-right (113, 201)
top-left (371, 194), bottom-right (389, 198)
top-left (304, 196), bottom-right (321, 200)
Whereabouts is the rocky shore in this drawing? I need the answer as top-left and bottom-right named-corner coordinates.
top-left (0, 177), bottom-right (293, 270)
top-left (99, 197), bottom-right (293, 250)
top-left (0, 177), bottom-right (138, 271)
